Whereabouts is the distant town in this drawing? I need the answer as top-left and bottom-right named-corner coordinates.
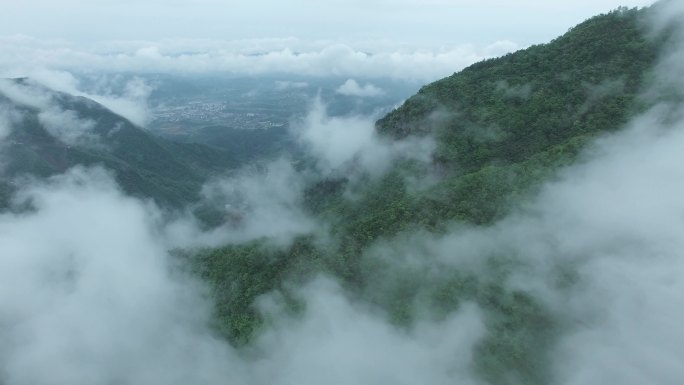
top-left (151, 101), bottom-right (289, 132)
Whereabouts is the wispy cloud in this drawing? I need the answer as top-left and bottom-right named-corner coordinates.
top-left (0, 79), bottom-right (102, 147)
top-left (0, 3), bottom-right (679, 384)
top-left (336, 79), bottom-right (385, 97)
top-left (0, 167), bottom-right (243, 384)
top-left (0, 36), bottom-right (520, 82)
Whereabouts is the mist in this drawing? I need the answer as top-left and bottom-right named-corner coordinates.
top-left (291, 97), bottom-right (435, 178)
top-left (171, 159), bottom-right (321, 248)
top-left (27, 70), bottom-right (153, 127)
top-left (1, 2), bottom-right (684, 385)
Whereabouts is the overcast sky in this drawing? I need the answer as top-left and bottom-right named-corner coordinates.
top-left (2, 0), bottom-right (655, 44)
top-left (0, 0), bottom-right (657, 81)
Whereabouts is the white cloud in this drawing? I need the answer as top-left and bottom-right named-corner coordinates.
top-left (163, 159), bottom-right (320, 248)
top-left (5, 100), bottom-right (684, 384)
top-left (0, 167), bottom-right (246, 385)
top-left (361, 103), bottom-right (684, 384)
top-left (252, 277), bottom-right (485, 385)
top-left (28, 70), bottom-right (153, 127)
top-left (201, 159), bottom-right (319, 244)
top-left (0, 78), bottom-right (52, 110)
top-left (0, 36), bottom-right (520, 82)
top-left (274, 80), bottom-right (309, 90)
top-left (37, 108), bottom-right (98, 147)
top-left (336, 79), bottom-right (385, 97)
top-left (0, 79), bottom-right (103, 147)
top-left (291, 98), bottom-right (434, 176)
top-left (0, 165), bottom-right (488, 384)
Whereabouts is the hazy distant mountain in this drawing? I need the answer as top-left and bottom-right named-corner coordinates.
top-left (0, 79), bottom-right (239, 207)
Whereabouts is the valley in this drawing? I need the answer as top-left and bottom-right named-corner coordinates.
top-left (1, 3), bottom-right (682, 385)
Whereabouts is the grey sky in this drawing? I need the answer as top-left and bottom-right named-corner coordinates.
top-left (2, 0), bottom-right (655, 45)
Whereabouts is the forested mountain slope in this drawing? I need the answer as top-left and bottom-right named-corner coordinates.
top-left (0, 7), bottom-right (669, 385)
top-left (191, 6), bottom-right (673, 385)
top-left (312, 7), bottom-right (665, 242)
top-left (378, 7), bottom-right (657, 169)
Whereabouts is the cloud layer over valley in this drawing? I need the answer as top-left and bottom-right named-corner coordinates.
top-left (2, 2), bottom-right (684, 385)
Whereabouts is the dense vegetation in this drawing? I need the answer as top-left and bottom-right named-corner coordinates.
top-left (188, 6), bottom-right (670, 385)
top-left (0, 6), bottom-right (669, 384)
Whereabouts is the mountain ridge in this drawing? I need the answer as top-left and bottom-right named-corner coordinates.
top-left (0, 79), bottom-right (240, 207)
top-left (376, 6), bottom-right (660, 173)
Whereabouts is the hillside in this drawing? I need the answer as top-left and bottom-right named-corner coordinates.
top-left (0, 7), bottom-right (670, 385)
top-left (189, 6), bottom-right (672, 385)
top-left (379, 7), bottom-right (658, 166)
top-left (307, 7), bottom-right (665, 247)
top-left (0, 79), bottom-right (239, 207)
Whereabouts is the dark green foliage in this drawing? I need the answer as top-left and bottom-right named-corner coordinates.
top-left (194, 242), bottom-right (289, 344)
top-left (377, 7), bottom-right (660, 173)
top-left (302, 177), bottom-right (349, 213)
top-left (474, 285), bottom-right (556, 385)
top-left (190, 236), bottom-right (324, 345)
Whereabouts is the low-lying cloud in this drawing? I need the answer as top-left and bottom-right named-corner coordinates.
top-left (251, 278), bottom-right (484, 385)
top-left (0, 164), bottom-right (487, 385)
top-left (192, 159), bottom-right (319, 246)
top-left (0, 167), bottom-right (242, 385)
top-left (336, 79), bottom-right (385, 97)
top-left (0, 74), bottom-right (153, 150)
top-left (1, 4), bottom-right (683, 384)
top-left (0, 36), bottom-right (520, 82)
top-left (28, 70), bottom-right (153, 127)
top-left (38, 108), bottom-right (98, 147)
top-left (291, 97), bottom-right (435, 177)
top-left (0, 78), bottom-right (103, 147)
top-left (7, 98), bottom-right (684, 384)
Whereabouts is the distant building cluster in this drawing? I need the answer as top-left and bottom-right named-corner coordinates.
top-left (152, 101), bottom-right (287, 130)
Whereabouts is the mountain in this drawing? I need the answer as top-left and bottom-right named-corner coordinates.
top-left (188, 6), bottom-right (674, 385)
top-left (305, 7), bottom-right (666, 246)
top-left (0, 78), bottom-right (239, 208)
